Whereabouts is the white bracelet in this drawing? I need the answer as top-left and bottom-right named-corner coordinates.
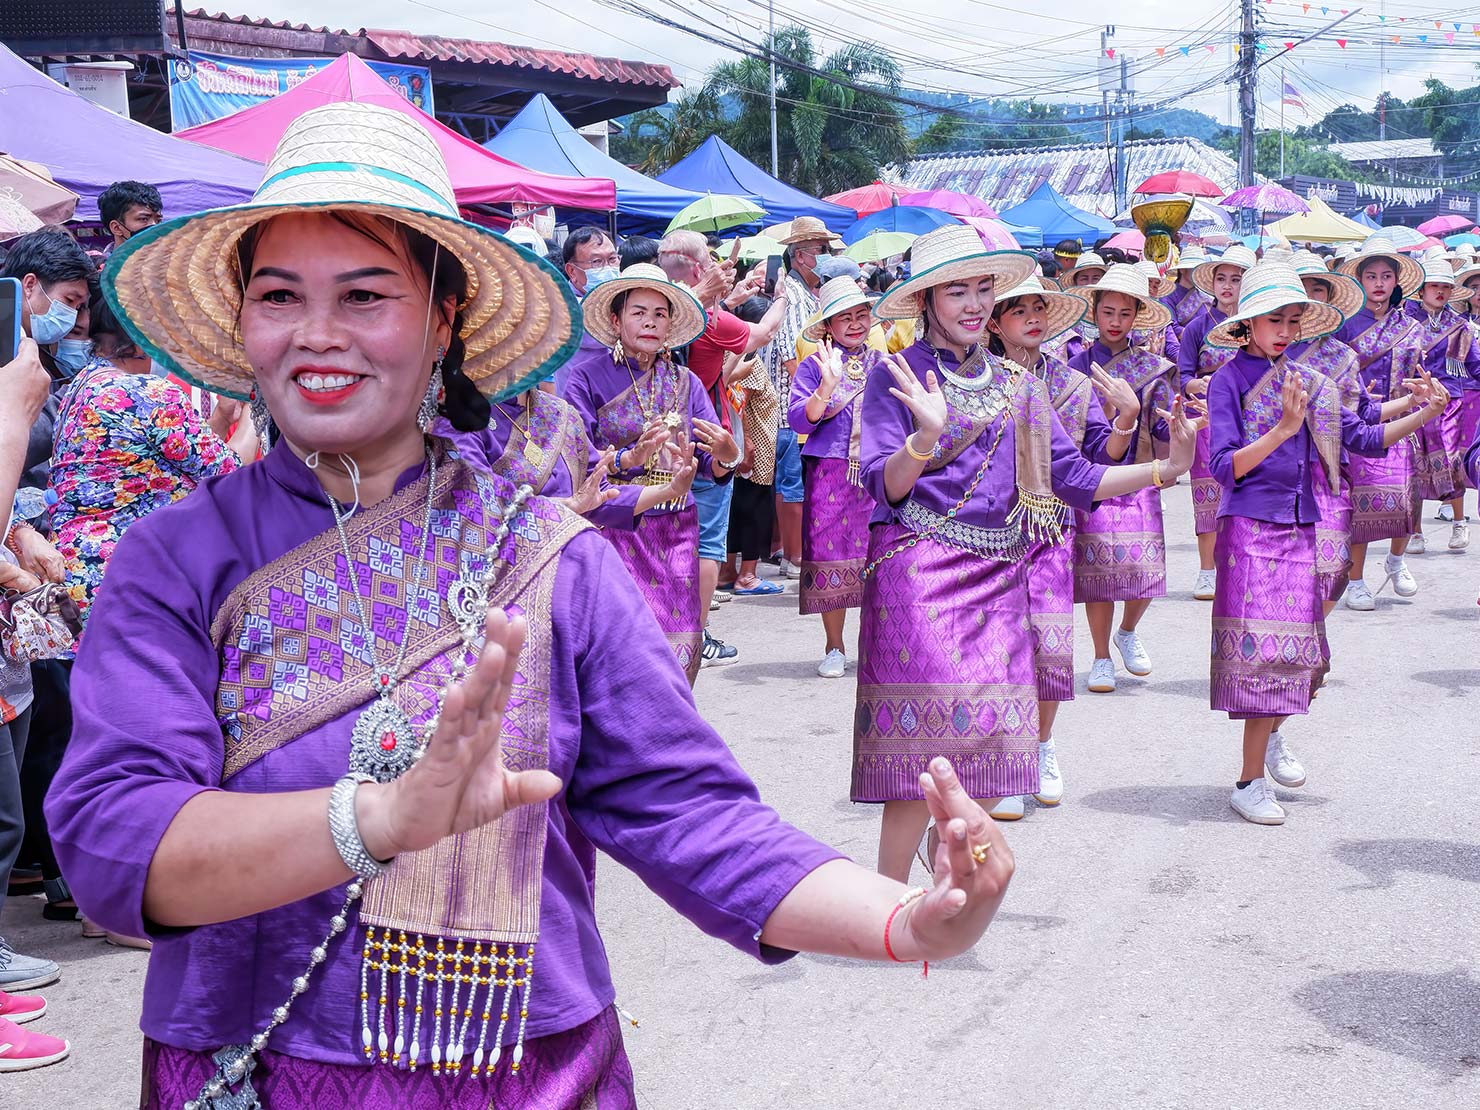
top-left (328, 773), bottom-right (393, 880)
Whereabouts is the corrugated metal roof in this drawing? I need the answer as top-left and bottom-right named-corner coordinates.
top-left (890, 137), bottom-right (1244, 218)
top-left (1326, 139), bottom-right (1438, 163)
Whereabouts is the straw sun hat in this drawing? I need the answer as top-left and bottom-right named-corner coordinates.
top-left (1207, 261), bottom-right (1344, 348)
top-left (872, 224), bottom-right (1036, 321)
top-left (1061, 250), bottom-right (1108, 284)
top-left (1336, 236), bottom-right (1425, 299)
top-left (1192, 243), bottom-right (1256, 296)
top-left (1063, 263), bottom-right (1172, 331)
top-left (1289, 250), bottom-right (1365, 320)
top-left (1134, 260), bottom-right (1175, 298)
top-left (780, 216), bottom-right (835, 246)
top-left (579, 263), bottom-right (706, 350)
top-left (1169, 244), bottom-right (1210, 271)
top-left (103, 102), bottom-right (577, 402)
top-left (1414, 257), bottom-right (1472, 303)
top-left (802, 275), bottom-right (874, 343)
top-left (993, 274), bottom-right (1087, 342)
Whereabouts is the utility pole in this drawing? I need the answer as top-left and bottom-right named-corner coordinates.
top-left (1279, 65), bottom-right (1286, 179)
top-left (1377, 0), bottom-right (1386, 140)
top-left (1114, 54), bottom-right (1129, 213)
top-left (1237, 0), bottom-right (1258, 232)
top-left (768, 0), bottom-right (779, 176)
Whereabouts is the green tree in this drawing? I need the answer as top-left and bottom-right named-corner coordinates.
top-left (707, 26), bottom-right (910, 195)
top-left (613, 87), bottom-right (726, 174)
top-left (1215, 130), bottom-right (1370, 181)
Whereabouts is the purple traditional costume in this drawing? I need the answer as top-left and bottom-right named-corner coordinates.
top-left (852, 341), bottom-right (1106, 802)
top-left (1461, 317), bottom-right (1480, 462)
top-left (47, 441), bottom-right (838, 1108)
top-left (562, 349), bottom-right (731, 684)
top-left (1067, 341), bottom-right (1176, 602)
top-left (1207, 353), bottom-right (1388, 718)
top-left (1178, 304), bottom-right (1237, 534)
top-left (788, 346), bottom-right (879, 614)
top-left (1401, 300), bottom-right (1480, 502)
top-left (1336, 307), bottom-right (1421, 543)
top-left (1165, 283), bottom-right (1212, 339)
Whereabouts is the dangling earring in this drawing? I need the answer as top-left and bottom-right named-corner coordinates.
top-left (611, 338), bottom-right (626, 364)
top-left (248, 387), bottom-right (272, 446)
top-left (657, 344), bottom-right (672, 365)
top-left (418, 349), bottom-right (445, 432)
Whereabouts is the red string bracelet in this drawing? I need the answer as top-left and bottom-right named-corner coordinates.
top-left (884, 887), bottom-right (929, 978)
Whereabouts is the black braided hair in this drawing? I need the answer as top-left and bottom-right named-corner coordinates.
top-left (438, 309), bottom-right (490, 431)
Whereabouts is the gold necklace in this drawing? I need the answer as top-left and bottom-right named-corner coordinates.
top-left (623, 356), bottom-right (684, 433)
top-left (494, 393), bottom-right (546, 469)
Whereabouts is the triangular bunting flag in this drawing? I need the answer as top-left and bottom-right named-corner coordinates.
top-left (1106, 48), bottom-right (1115, 58)
top-left (1284, 41), bottom-right (1295, 49)
top-left (1336, 38), bottom-right (1346, 47)
top-left (1418, 34), bottom-right (1427, 42)
top-left (1447, 32), bottom-right (1456, 43)
top-left (1179, 45), bottom-right (1190, 56)
top-left (1156, 46), bottom-right (1166, 56)
top-left (1205, 44), bottom-right (1216, 53)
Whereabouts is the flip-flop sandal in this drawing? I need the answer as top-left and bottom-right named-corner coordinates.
top-left (732, 580), bottom-right (783, 596)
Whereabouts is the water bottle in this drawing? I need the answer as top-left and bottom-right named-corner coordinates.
top-left (11, 487), bottom-right (57, 522)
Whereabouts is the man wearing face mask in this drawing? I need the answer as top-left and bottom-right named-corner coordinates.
top-left (560, 226), bottom-right (621, 299)
top-left (97, 180), bottom-right (163, 256)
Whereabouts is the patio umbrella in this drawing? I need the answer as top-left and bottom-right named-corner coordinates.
top-left (1134, 170), bottom-right (1223, 198)
top-left (841, 203), bottom-right (958, 244)
top-left (1417, 213), bottom-right (1472, 237)
top-left (958, 216), bottom-right (1021, 251)
top-left (900, 189), bottom-right (999, 219)
top-left (0, 154), bottom-right (78, 238)
top-left (843, 229), bottom-right (915, 263)
top-left (1221, 183), bottom-right (1310, 215)
top-left (824, 180), bottom-right (914, 217)
top-left (1444, 232), bottom-right (1480, 248)
top-left (664, 193), bottom-right (767, 235)
top-left (726, 235), bottom-right (785, 262)
top-left (1366, 226), bottom-right (1428, 251)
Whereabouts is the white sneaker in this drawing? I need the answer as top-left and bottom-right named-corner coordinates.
top-left (1384, 556), bottom-right (1419, 598)
top-left (1193, 569), bottom-right (1217, 600)
top-left (1264, 730), bottom-right (1307, 788)
top-left (1450, 521), bottom-right (1470, 551)
top-left (1408, 532), bottom-right (1426, 554)
top-left (1343, 580), bottom-right (1375, 611)
top-left (1087, 657), bottom-right (1117, 693)
top-left (1230, 777), bottom-right (1286, 825)
top-left (816, 648), bottom-right (847, 678)
top-left (779, 558), bottom-right (803, 580)
top-left (1034, 739), bottom-right (1064, 806)
top-left (989, 795), bottom-right (1025, 821)
top-left (1113, 627), bottom-right (1152, 676)
top-left (1438, 503), bottom-right (1455, 522)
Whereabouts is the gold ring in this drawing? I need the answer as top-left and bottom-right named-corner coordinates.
top-left (970, 843), bottom-right (991, 865)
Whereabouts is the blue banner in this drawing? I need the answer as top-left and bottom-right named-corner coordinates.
top-left (169, 51), bottom-right (433, 132)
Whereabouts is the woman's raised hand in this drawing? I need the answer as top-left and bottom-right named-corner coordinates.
top-left (357, 610), bottom-right (561, 861)
top-left (1090, 365), bottom-right (1140, 424)
top-left (883, 353), bottom-right (947, 442)
top-left (623, 420), bottom-right (671, 470)
top-left (1274, 369), bottom-right (1309, 440)
top-left (563, 451), bottom-right (621, 516)
top-left (1155, 395), bottom-right (1199, 477)
top-left (817, 339), bottom-right (844, 398)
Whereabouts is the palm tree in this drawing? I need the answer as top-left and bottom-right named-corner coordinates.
top-left (709, 27), bottom-right (911, 196)
top-left (618, 86), bottom-right (726, 174)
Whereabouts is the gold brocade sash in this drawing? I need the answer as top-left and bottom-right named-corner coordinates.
top-left (1034, 355), bottom-right (1094, 451)
top-left (1242, 359), bottom-right (1343, 496)
top-left (925, 345), bottom-right (1013, 470)
top-left (492, 390), bottom-right (585, 497)
top-left (1095, 345), bottom-right (1178, 463)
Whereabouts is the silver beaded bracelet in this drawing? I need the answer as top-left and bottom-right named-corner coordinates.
top-left (329, 773), bottom-right (393, 880)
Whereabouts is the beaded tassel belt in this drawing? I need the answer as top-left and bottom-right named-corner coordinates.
top-left (896, 499), bottom-right (1028, 563)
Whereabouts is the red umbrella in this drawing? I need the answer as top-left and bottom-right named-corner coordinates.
top-left (1416, 213), bottom-right (1473, 237)
top-left (900, 188), bottom-right (999, 219)
top-left (824, 180), bottom-right (915, 216)
top-left (1135, 171), bottom-right (1224, 198)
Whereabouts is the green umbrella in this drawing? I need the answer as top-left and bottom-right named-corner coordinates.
top-left (843, 230), bottom-right (916, 264)
top-left (726, 235), bottom-right (786, 262)
top-left (665, 193), bottom-right (768, 235)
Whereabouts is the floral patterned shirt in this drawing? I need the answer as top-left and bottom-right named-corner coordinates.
top-left (50, 362), bottom-right (240, 623)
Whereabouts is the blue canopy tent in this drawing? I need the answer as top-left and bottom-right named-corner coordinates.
top-left (1348, 208), bottom-right (1383, 231)
top-left (657, 136), bottom-right (855, 233)
top-left (484, 94), bottom-right (704, 234)
top-left (998, 182), bottom-right (1116, 246)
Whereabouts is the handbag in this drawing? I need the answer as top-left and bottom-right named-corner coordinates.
top-left (0, 582), bottom-right (82, 663)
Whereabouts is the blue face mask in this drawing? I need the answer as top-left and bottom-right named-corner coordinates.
top-left (54, 338), bottom-right (93, 375)
top-left (29, 286), bottom-right (80, 346)
top-left (584, 266), bottom-right (620, 292)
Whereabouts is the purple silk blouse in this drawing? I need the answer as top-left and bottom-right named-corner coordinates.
top-left (1176, 303), bottom-right (1230, 390)
top-left (787, 347), bottom-right (872, 458)
top-left (1400, 301), bottom-right (1480, 386)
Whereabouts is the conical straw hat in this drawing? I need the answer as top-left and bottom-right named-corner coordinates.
top-left (1336, 236), bottom-right (1425, 299)
top-left (1207, 260), bottom-right (1345, 347)
top-left (580, 263), bottom-right (707, 348)
top-left (872, 224), bottom-right (1036, 320)
top-left (1063, 263), bottom-right (1172, 331)
top-left (992, 274), bottom-right (1088, 342)
top-left (1192, 244), bottom-right (1256, 296)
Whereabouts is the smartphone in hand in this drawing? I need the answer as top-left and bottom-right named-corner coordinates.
top-left (763, 254), bottom-right (784, 297)
top-left (0, 278), bottom-right (21, 365)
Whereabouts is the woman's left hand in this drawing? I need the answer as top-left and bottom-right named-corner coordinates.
top-left (893, 759), bottom-right (1014, 962)
top-left (1090, 365), bottom-right (1140, 424)
top-left (691, 417), bottom-right (739, 469)
top-left (13, 528), bottom-right (65, 584)
top-left (562, 451), bottom-right (621, 516)
top-left (1156, 395), bottom-right (1199, 477)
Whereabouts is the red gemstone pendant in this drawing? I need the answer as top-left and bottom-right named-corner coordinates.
top-left (380, 732), bottom-right (398, 751)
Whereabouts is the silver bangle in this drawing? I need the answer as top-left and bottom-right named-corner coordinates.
top-left (328, 773), bottom-right (393, 881)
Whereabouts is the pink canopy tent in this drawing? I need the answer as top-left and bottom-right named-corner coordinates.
top-left (177, 54), bottom-right (615, 212)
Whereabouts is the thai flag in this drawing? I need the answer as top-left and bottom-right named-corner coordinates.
top-left (1282, 77), bottom-right (1307, 115)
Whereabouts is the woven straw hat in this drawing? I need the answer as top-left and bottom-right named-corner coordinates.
top-left (1289, 250), bottom-right (1365, 320)
top-left (102, 102), bottom-right (577, 402)
top-left (1063, 263), bottom-right (1172, 332)
top-left (1192, 244), bottom-right (1256, 296)
top-left (780, 216), bottom-right (835, 246)
top-left (1454, 261), bottom-right (1480, 288)
top-left (1337, 236), bottom-right (1425, 299)
top-left (872, 224), bottom-right (1036, 320)
top-left (1414, 257), bottom-right (1472, 302)
top-left (1061, 250), bottom-right (1108, 285)
top-left (1207, 261), bottom-right (1344, 348)
top-left (1134, 260), bottom-right (1175, 298)
top-left (802, 275), bottom-right (874, 342)
top-left (580, 263), bottom-right (706, 349)
top-left (992, 274), bottom-right (1087, 343)
top-left (1169, 244), bottom-right (1210, 271)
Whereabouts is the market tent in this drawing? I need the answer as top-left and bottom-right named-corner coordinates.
top-left (0, 42), bottom-right (260, 221)
top-left (1267, 196), bottom-right (1372, 245)
top-left (1348, 208), bottom-right (1383, 231)
top-left (485, 94), bottom-right (700, 231)
top-left (998, 182), bottom-right (1115, 245)
top-left (179, 55), bottom-right (613, 212)
top-left (657, 135), bottom-right (854, 232)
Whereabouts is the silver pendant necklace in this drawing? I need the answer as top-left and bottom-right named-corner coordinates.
top-left (930, 341), bottom-right (994, 392)
top-left (326, 445), bottom-right (439, 783)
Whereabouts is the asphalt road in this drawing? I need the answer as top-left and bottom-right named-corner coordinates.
top-left (6, 484), bottom-right (1479, 1108)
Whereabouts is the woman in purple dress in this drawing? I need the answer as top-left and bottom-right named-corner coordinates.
top-left (1457, 262), bottom-right (1480, 483)
top-left (788, 276), bottom-right (881, 678)
top-left (857, 226), bottom-right (1197, 879)
top-left (561, 264), bottom-right (741, 685)
top-left (1178, 244), bottom-right (1255, 599)
top-left (1334, 238), bottom-right (1425, 610)
top-left (1204, 261), bottom-right (1446, 826)
top-left (1065, 265), bottom-right (1180, 695)
top-left (1164, 245), bottom-right (1213, 343)
top-left (46, 105), bottom-right (1019, 1110)
top-left (983, 274), bottom-right (1141, 819)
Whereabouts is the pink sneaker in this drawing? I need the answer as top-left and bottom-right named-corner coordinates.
top-left (0, 989), bottom-right (46, 1025)
top-left (0, 1016), bottom-right (69, 1071)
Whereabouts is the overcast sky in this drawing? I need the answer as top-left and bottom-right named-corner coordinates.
top-left (250, 0), bottom-right (1469, 133)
